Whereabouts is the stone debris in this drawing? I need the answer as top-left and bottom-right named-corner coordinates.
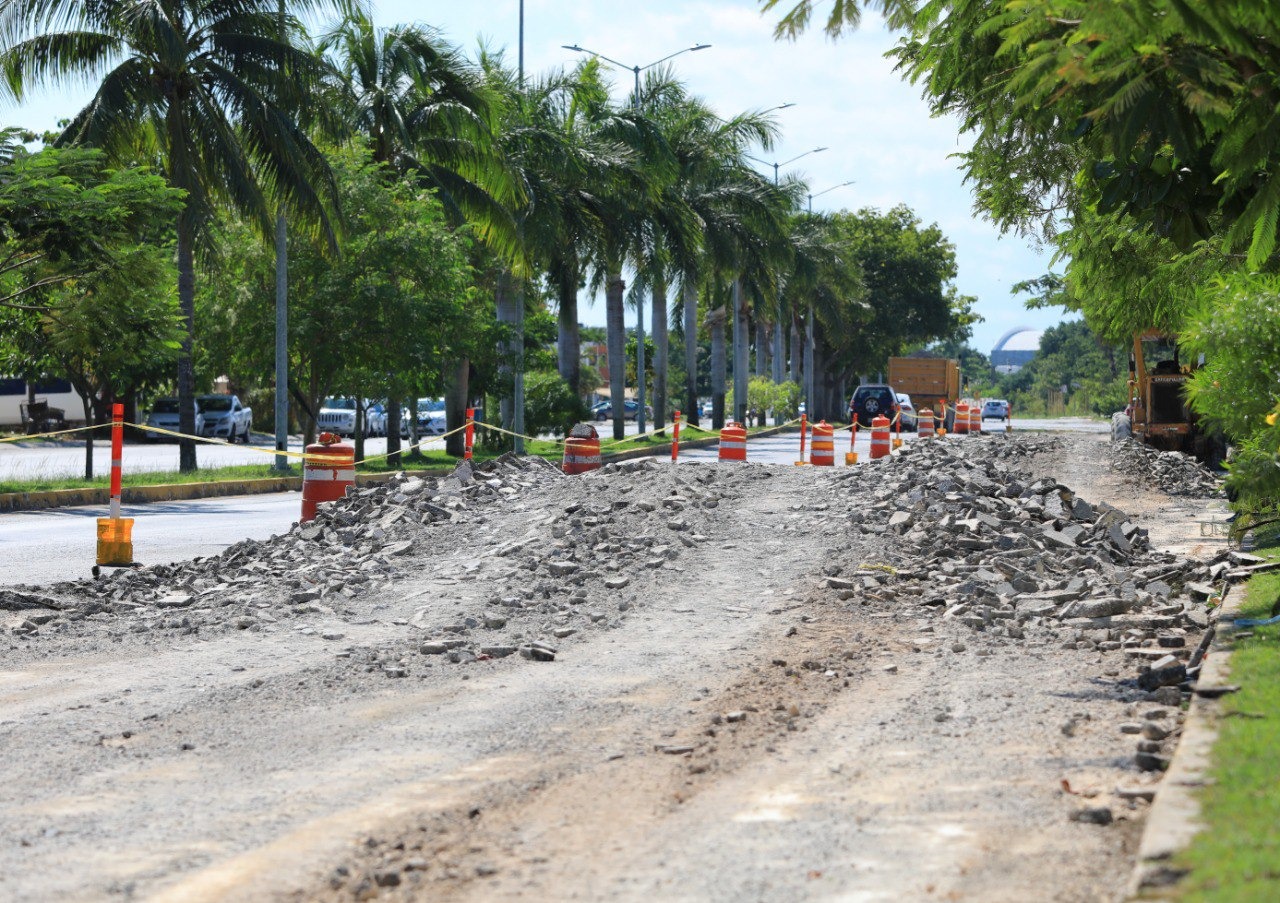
top-left (4, 452), bottom-right (770, 679)
top-left (1109, 438), bottom-right (1222, 496)
top-left (818, 434), bottom-right (1217, 775)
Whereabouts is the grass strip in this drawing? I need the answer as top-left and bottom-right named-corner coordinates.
top-left (1171, 551), bottom-right (1280, 901)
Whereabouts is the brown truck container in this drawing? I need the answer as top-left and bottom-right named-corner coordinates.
top-left (888, 357), bottom-right (961, 428)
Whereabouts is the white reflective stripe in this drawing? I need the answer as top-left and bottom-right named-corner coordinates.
top-left (564, 455), bottom-right (601, 465)
top-left (109, 498), bottom-right (121, 519)
top-left (719, 441), bottom-right (747, 450)
top-left (304, 467), bottom-right (356, 481)
top-left (111, 458), bottom-right (122, 467)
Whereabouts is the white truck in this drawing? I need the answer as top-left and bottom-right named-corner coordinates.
top-left (197, 394), bottom-right (253, 443)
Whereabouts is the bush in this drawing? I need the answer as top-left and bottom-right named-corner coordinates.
top-left (524, 370), bottom-right (588, 438)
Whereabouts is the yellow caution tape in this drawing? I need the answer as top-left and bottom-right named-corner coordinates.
top-left (0, 422), bottom-right (108, 443)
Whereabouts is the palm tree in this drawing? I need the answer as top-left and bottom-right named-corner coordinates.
top-left (0, 0), bottom-right (340, 471)
top-left (319, 12), bottom-right (517, 458)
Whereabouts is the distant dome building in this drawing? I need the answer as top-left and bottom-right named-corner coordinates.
top-left (991, 326), bottom-right (1043, 373)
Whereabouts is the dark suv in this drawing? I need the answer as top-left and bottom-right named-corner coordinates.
top-left (848, 384), bottom-right (900, 427)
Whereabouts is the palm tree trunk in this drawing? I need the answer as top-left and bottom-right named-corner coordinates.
top-left (773, 319), bottom-right (786, 424)
top-left (755, 319), bottom-right (767, 378)
top-left (732, 279), bottom-right (748, 424)
top-left (177, 219), bottom-right (197, 473)
top-left (789, 313), bottom-right (802, 384)
top-left (496, 269), bottom-right (518, 432)
top-left (804, 302), bottom-right (816, 416)
top-left (445, 358), bottom-right (469, 457)
top-left (710, 303), bottom-right (726, 430)
top-left (556, 263), bottom-right (581, 396)
top-left (606, 272), bottom-right (627, 441)
top-left (683, 281), bottom-right (699, 428)
top-left (652, 272), bottom-right (668, 432)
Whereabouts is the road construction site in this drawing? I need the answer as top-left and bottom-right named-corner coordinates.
top-left (0, 428), bottom-right (1231, 902)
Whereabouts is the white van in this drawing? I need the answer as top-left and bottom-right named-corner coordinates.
top-left (0, 376), bottom-right (84, 430)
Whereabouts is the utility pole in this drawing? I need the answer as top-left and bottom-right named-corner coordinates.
top-left (273, 0), bottom-right (289, 471)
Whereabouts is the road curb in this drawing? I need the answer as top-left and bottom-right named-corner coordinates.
top-left (0, 467), bottom-right (453, 514)
top-left (1127, 581), bottom-right (1246, 899)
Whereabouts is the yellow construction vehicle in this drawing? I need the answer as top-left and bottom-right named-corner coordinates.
top-left (1115, 330), bottom-right (1224, 464)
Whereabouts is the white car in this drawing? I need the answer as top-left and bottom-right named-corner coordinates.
top-left (317, 396), bottom-right (381, 438)
top-left (403, 398), bottom-right (447, 438)
top-left (895, 392), bottom-right (918, 431)
top-left (145, 397), bottom-right (203, 440)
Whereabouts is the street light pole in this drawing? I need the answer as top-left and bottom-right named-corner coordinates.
top-left (563, 42), bottom-right (710, 437)
top-left (744, 146), bottom-right (827, 422)
top-left (807, 179), bottom-right (855, 214)
top-left (512, 0), bottom-right (526, 453)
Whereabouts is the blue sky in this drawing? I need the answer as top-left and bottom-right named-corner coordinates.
top-left (10, 0), bottom-right (1073, 355)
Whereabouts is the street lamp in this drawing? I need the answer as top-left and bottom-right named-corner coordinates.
top-left (746, 146), bottom-right (828, 184)
top-left (808, 180), bottom-right (855, 213)
top-left (563, 41), bottom-right (711, 435)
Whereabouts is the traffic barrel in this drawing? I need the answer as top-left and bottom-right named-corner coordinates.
top-left (302, 432), bottom-right (355, 523)
top-left (811, 420), bottom-right (835, 466)
top-left (563, 422), bottom-right (601, 475)
top-left (870, 415), bottom-right (891, 459)
top-left (719, 422), bottom-right (747, 462)
top-left (918, 408), bottom-right (935, 438)
top-left (969, 403), bottom-right (981, 434)
top-left (954, 402), bottom-right (970, 435)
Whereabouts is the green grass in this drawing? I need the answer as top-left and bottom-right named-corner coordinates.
top-left (0, 422), bottom-right (787, 495)
top-left (1170, 556), bottom-right (1280, 900)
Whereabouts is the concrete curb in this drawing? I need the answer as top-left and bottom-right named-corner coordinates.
top-left (1128, 581), bottom-right (1247, 899)
top-left (0, 467), bottom-right (453, 514)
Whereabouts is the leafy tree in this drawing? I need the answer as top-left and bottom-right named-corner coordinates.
top-left (1, 0), bottom-right (342, 471)
top-left (41, 245), bottom-right (182, 478)
top-left (198, 149), bottom-right (479, 450)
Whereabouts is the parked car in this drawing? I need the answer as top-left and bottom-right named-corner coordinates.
top-left (365, 402), bottom-right (388, 437)
top-left (848, 384), bottom-right (900, 428)
top-left (403, 397), bottom-right (447, 438)
top-left (593, 399), bottom-right (653, 422)
top-left (317, 396), bottom-right (380, 438)
top-left (144, 397), bottom-right (203, 439)
top-left (982, 399), bottom-right (1010, 421)
top-left (895, 392), bottom-right (918, 431)
top-left (197, 394), bottom-right (252, 443)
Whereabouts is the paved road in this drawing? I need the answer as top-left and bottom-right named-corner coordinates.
top-left (0, 494), bottom-right (301, 587)
top-left (1, 418), bottom-right (1106, 588)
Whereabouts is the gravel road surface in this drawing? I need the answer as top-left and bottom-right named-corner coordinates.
top-left (0, 431), bottom-right (1225, 902)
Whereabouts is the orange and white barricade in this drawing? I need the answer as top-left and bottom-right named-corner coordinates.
top-left (918, 408), bottom-right (935, 438)
top-left (563, 423), bottom-right (602, 474)
top-left (954, 403), bottom-right (970, 435)
top-left (811, 421), bottom-right (834, 466)
top-left (870, 415), bottom-right (891, 459)
top-left (719, 422), bottom-right (747, 462)
top-left (302, 433), bottom-right (356, 522)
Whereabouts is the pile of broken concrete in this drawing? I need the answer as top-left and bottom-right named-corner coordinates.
top-left (821, 434), bottom-right (1223, 774)
top-left (1110, 437), bottom-right (1221, 496)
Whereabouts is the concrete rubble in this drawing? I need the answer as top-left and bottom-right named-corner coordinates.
top-left (820, 434), bottom-right (1223, 778)
top-left (1109, 437), bottom-right (1222, 497)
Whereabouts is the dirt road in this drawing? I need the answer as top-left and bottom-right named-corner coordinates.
top-left (0, 433), bottom-right (1226, 901)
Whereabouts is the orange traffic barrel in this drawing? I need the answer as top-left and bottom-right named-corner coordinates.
top-left (563, 422), bottom-right (602, 475)
top-left (918, 408), bottom-right (935, 438)
top-left (870, 415), bottom-right (892, 459)
top-left (954, 402), bottom-right (970, 435)
top-left (719, 422), bottom-right (747, 462)
top-left (302, 434), bottom-right (355, 522)
top-left (811, 420), bottom-right (835, 466)
top-left (969, 403), bottom-right (981, 434)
